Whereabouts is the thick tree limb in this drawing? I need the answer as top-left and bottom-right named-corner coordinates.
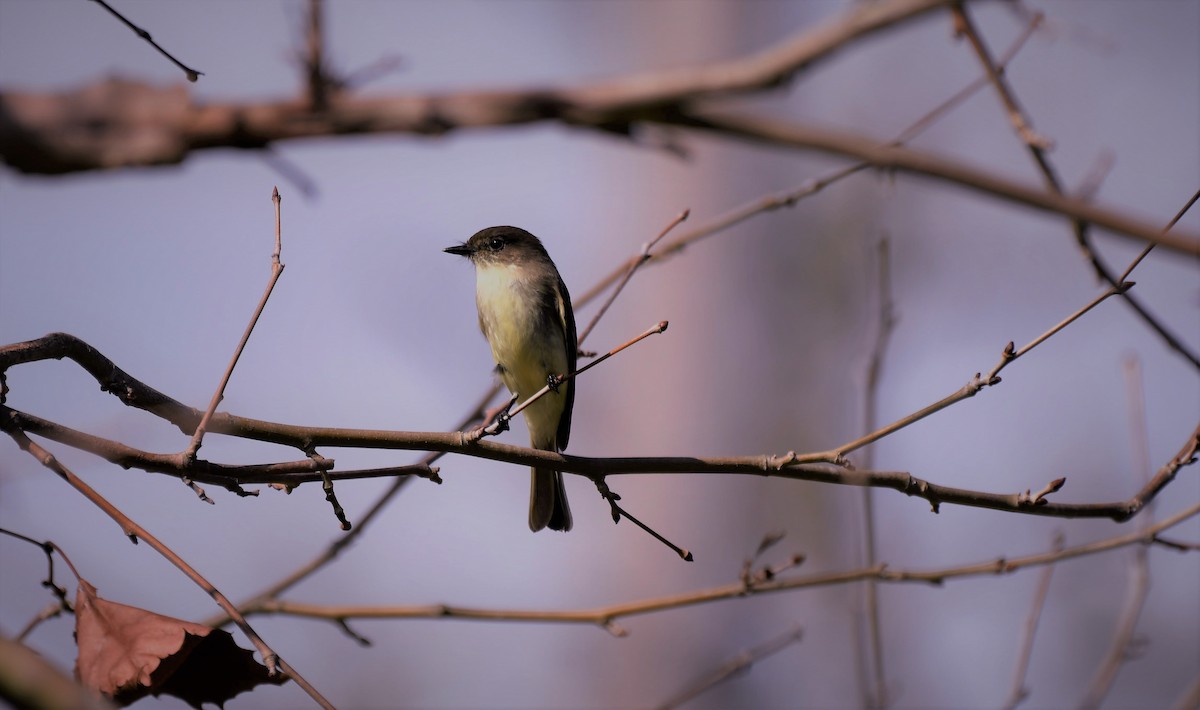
top-left (0, 0), bottom-right (958, 174)
top-left (4, 0), bottom-right (1193, 256)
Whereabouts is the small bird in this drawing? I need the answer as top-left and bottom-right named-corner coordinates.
top-left (445, 226), bottom-right (576, 532)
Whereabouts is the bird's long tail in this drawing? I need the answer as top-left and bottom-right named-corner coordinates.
top-left (530, 467), bottom-right (572, 532)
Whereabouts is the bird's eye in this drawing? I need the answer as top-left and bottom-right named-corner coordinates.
top-left (488, 237), bottom-right (505, 251)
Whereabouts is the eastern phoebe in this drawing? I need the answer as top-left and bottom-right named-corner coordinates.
top-left (445, 226), bottom-right (576, 532)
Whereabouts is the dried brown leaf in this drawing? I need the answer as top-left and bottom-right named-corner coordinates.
top-left (74, 580), bottom-right (287, 708)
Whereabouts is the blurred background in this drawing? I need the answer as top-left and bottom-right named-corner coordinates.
top-left (1, 1), bottom-right (1197, 708)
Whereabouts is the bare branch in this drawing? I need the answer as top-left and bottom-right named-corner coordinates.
top-left (672, 110), bottom-right (1199, 257)
top-left (828, 278), bottom-right (1131, 462)
top-left (1151, 536), bottom-right (1200, 553)
top-left (1077, 355), bottom-right (1158, 709)
top-left (0, 528), bottom-right (77, 640)
top-left (245, 503), bottom-right (1200, 630)
top-left (201, 384), bottom-right (504, 629)
top-left (572, 15), bottom-right (1161, 312)
top-left (1003, 532), bottom-right (1064, 710)
top-left (185, 188), bottom-right (286, 459)
top-left (472, 320), bottom-right (669, 440)
top-left (0, 428), bottom-right (336, 710)
top-left (594, 477), bottom-right (693, 562)
top-left (3, 351), bottom-right (1196, 522)
top-left (857, 237), bottom-right (896, 710)
top-left (1078, 545), bottom-right (1150, 709)
top-left (826, 182), bottom-right (1196, 463)
top-left (951, 3), bottom-right (1200, 368)
top-left (1, 0), bottom-right (959, 174)
top-left (311, 452), bottom-right (353, 531)
top-left (576, 210), bottom-right (688, 346)
top-left (87, 0), bottom-right (203, 82)
top-left (2, 406), bottom-right (439, 489)
top-left (655, 626), bottom-right (804, 710)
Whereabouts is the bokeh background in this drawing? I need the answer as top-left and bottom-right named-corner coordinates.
top-left (1, 2), bottom-right (1197, 708)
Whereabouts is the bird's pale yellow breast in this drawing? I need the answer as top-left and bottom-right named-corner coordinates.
top-left (473, 261), bottom-right (569, 448)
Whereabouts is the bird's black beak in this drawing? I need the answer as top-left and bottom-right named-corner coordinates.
top-left (444, 243), bottom-right (474, 257)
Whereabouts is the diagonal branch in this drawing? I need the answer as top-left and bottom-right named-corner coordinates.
top-left (655, 626), bottom-right (805, 710)
top-left (670, 110), bottom-right (1200, 257)
top-left (0, 426), bottom-right (336, 710)
top-left (186, 187), bottom-right (286, 459)
top-left (950, 3), bottom-right (1200, 368)
top-left (87, 0), bottom-right (203, 82)
top-left (1003, 531), bottom-right (1064, 710)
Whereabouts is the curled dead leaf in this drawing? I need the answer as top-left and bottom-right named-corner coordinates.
top-left (74, 580), bottom-right (288, 708)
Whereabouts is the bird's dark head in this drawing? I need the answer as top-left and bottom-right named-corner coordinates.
top-left (444, 226), bottom-right (552, 267)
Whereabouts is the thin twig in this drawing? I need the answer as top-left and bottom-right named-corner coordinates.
top-left (857, 237), bottom-right (895, 710)
top-left (0, 528), bottom-right (77, 640)
top-left (655, 626), bottom-right (804, 710)
top-left (576, 210), bottom-right (688, 345)
top-left (895, 10), bottom-right (1044, 145)
top-left (202, 383), bottom-right (503, 629)
top-left (0, 429), bottom-right (336, 710)
top-left (740, 532), bottom-right (805, 589)
top-left (185, 188), bottom-right (286, 460)
top-left (827, 276), bottom-right (1132, 461)
top-left (310, 450), bottom-right (352, 531)
top-left (672, 110), bottom-right (1200, 258)
top-left (1151, 536), bottom-right (1200, 553)
top-left (825, 183), bottom-right (1199, 462)
top-left (951, 4), bottom-right (1200, 368)
top-left (595, 477), bottom-right (693, 562)
top-left (87, 0), bottom-right (203, 82)
top-left (576, 9), bottom-right (1044, 309)
top-left (1003, 531), bottom-right (1064, 710)
top-left (246, 502), bottom-right (1200, 631)
top-left (1077, 544), bottom-right (1150, 710)
top-left (474, 321), bottom-right (668, 438)
top-left (1120, 189), bottom-right (1200, 285)
top-left (1077, 355), bottom-right (1158, 709)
